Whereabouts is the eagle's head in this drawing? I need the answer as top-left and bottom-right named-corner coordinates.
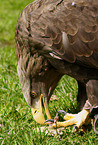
top-left (17, 52), bottom-right (62, 124)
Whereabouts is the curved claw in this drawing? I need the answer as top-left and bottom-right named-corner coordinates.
top-left (44, 119), bottom-right (54, 123)
top-left (56, 110), bottom-right (67, 116)
top-left (73, 125), bottom-right (78, 132)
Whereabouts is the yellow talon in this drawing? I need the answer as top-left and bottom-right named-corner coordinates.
top-left (52, 109), bottom-right (90, 129)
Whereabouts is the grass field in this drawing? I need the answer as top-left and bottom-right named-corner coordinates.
top-left (0, 0), bottom-right (98, 144)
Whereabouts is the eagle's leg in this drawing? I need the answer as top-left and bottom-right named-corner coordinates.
top-left (46, 80), bottom-right (98, 131)
top-left (77, 82), bottom-right (87, 110)
top-left (51, 82), bottom-right (89, 128)
top-left (51, 109), bottom-right (90, 129)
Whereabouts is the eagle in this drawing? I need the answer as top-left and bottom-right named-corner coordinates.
top-left (15, 0), bottom-right (98, 132)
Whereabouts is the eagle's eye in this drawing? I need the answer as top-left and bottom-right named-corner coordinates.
top-left (34, 110), bottom-right (38, 114)
top-left (31, 91), bottom-right (37, 98)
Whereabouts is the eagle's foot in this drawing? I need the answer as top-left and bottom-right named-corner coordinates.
top-left (45, 109), bottom-right (91, 131)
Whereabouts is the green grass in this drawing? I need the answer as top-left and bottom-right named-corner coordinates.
top-left (0, 0), bottom-right (98, 144)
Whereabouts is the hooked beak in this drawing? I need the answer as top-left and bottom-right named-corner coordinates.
top-left (31, 94), bottom-right (52, 125)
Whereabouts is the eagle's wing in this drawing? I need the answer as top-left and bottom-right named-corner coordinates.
top-left (15, 0), bottom-right (98, 68)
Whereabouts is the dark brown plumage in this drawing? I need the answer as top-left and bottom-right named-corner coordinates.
top-left (15, 0), bottom-right (98, 132)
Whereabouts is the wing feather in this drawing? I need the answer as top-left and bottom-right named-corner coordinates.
top-left (15, 0), bottom-right (98, 68)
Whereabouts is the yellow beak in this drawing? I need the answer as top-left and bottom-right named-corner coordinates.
top-left (31, 94), bottom-right (52, 125)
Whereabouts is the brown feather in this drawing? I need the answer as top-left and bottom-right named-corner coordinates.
top-left (15, 0), bottom-right (98, 71)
